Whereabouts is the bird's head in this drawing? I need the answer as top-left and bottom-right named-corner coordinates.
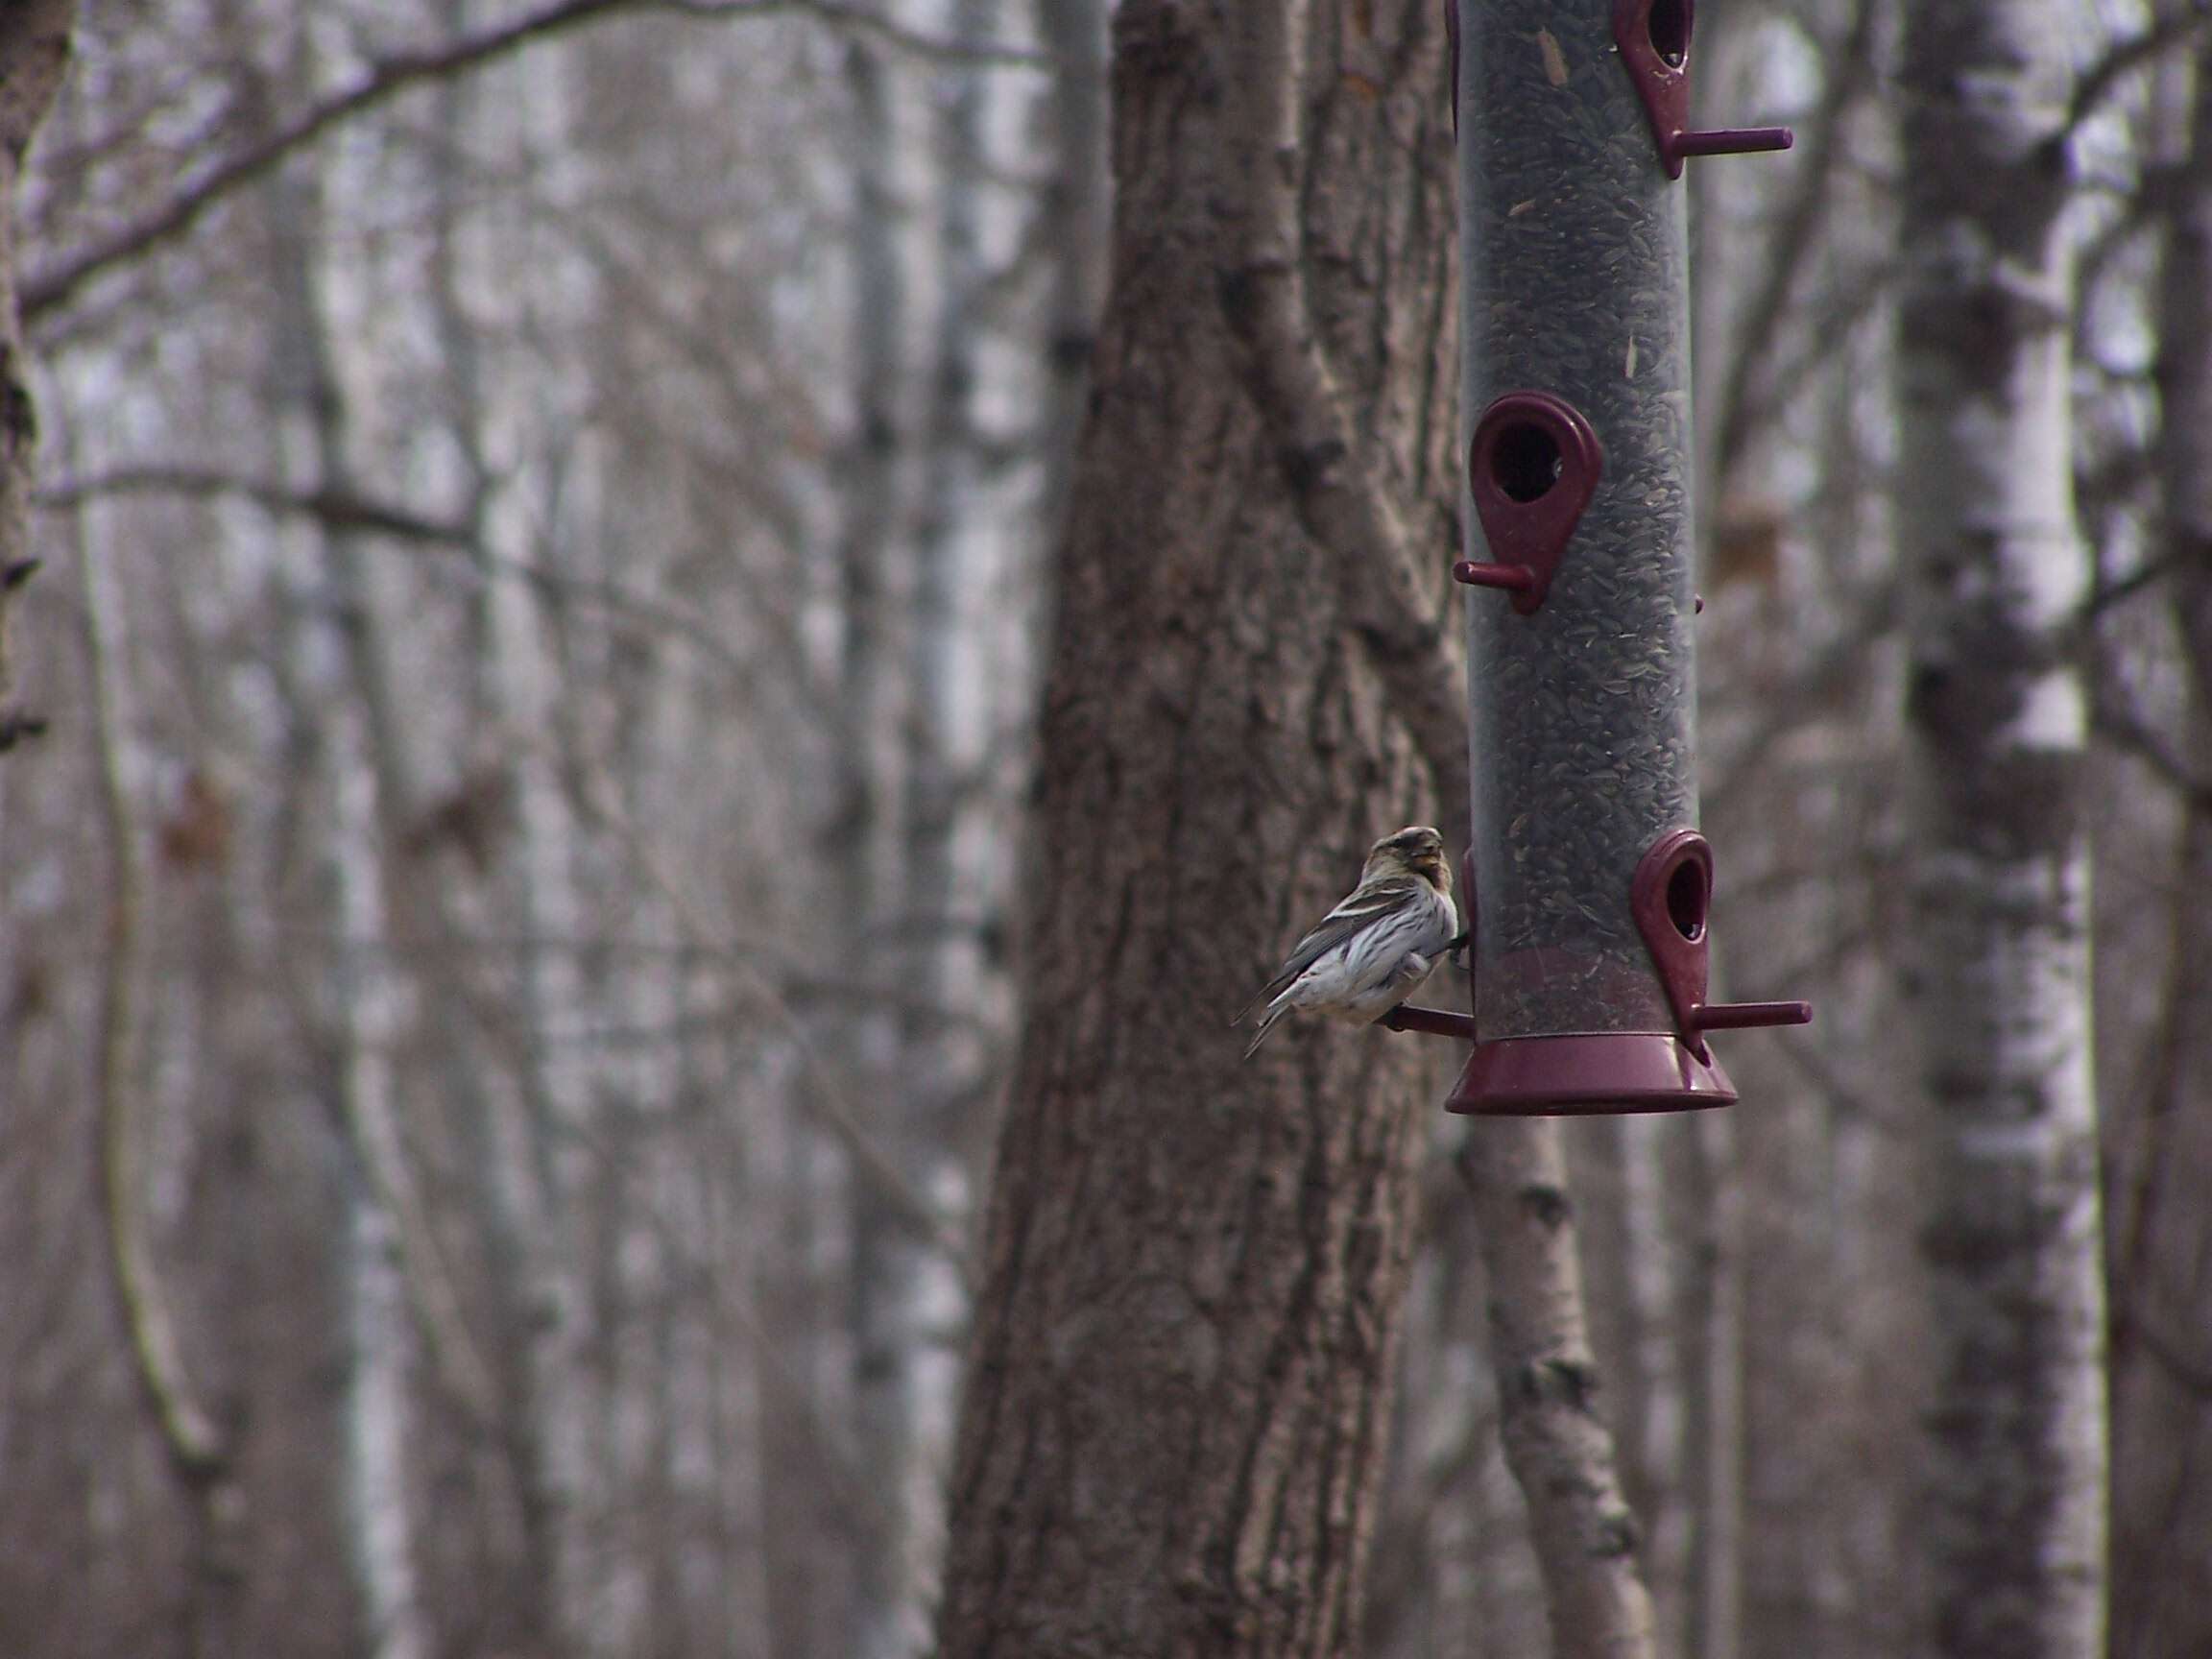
top-left (1365, 825), bottom-right (1450, 890)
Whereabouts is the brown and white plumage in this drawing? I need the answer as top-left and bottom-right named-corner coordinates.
top-left (1235, 826), bottom-right (1459, 1059)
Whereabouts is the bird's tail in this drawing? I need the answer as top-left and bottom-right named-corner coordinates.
top-left (1241, 1001), bottom-right (1287, 1059)
top-left (1231, 970), bottom-right (1296, 1032)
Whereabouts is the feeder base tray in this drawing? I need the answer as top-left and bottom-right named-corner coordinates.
top-left (1447, 1032), bottom-right (1737, 1116)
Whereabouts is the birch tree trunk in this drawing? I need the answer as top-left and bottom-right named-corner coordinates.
top-left (417, 23), bottom-right (571, 1646)
top-left (1679, 1115), bottom-right (1741, 1659)
top-left (1615, 1117), bottom-right (1688, 1647)
top-left (853, 0), bottom-right (1004, 1646)
top-left (1896, 5), bottom-right (2107, 1653)
top-left (262, 143), bottom-right (432, 1659)
top-left (932, 1), bottom-right (1457, 1651)
top-left (834, 27), bottom-right (926, 1659)
top-left (1455, 1127), bottom-right (1657, 1659)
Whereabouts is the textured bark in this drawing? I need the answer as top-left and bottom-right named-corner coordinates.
top-left (2110, 36), bottom-right (2212, 1659)
top-left (1032, 0), bottom-right (1108, 556)
top-left (1896, 5), bottom-right (2107, 1655)
top-left (1455, 1130), bottom-right (1655, 1659)
top-left (1572, 1116), bottom-right (1689, 1648)
top-left (1678, 1115), bottom-right (1741, 1659)
top-left (931, 1), bottom-right (1457, 1653)
top-left (0, 2), bottom-right (72, 757)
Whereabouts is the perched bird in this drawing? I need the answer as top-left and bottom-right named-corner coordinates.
top-left (1235, 825), bottom-right (1460, 1059)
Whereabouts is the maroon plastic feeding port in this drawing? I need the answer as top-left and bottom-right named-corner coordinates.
top-left (1613, 0), bottom-right (1794, 180)
top-left (1385, 842), bottom-right (1810, 1116)
top-left (1454, 392), bottom-right (1603, 615)
top-left (1626, 830), bottom-right (1813, 1064)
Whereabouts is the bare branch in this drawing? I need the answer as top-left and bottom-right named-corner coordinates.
top-left (1704, 582), bottom-right (1897, 813)
top-left (2078, 164), bottom-right (2182, 303)
top-left (2067, 1), bottom-right (2212, 137)
top-left (1719, 256), bottom-right (1898, 468)
top-left (2123, 1308), bottom-right (2212, 1397)
top-left (1771, 1023), bottom-right (1911, 1136)
top-left (655, 0), bottom-right (1053, 65)
top-left (2080, 548), bottom-right (2173, 617)
top-left (1709, 0), bottom-right (1881, 492)
top-left (2085, 645), bottom-right (2212, 805)
top-left (22, 0), bottom-right (1051, 323)
top-left (43, 466), bottom-right (472, 543)
top-left (27, 0), bottom-right (637, 320)
top-left (79, 484), bottom-right (228, 1486)
top-left (330, 1040), bottom-right (504, 1431)
top-left (567, 772), bottom-right (973, 1275)
top-left (39, 466), bottom-right (767, 687)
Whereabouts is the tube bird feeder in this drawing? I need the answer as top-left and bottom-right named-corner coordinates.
top-left (1387, 0), bottom-right (1808, 1112)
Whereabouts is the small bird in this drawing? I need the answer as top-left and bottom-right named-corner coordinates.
top-left (1235, 825), bottom-right (1460, 1059)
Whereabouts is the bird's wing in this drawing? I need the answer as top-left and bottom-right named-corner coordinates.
top-left (1233, 876), bottom-right (1430, 1024)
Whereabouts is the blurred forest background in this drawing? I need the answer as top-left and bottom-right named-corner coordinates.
top-left (0, 0), bottom-right (2208, 1655)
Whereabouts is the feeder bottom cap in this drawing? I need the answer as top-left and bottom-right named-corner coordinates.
top-left (1447, 1032), bottom-right (1739, 1117)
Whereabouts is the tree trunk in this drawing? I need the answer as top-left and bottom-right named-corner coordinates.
top-left (1455, 1127), bottom-right (1657, 1659)
top-left (854, 0), bottom-right (1006, 1647)
top-left (1896, 5), bottom-right (2107, 1654)
top-left (417, 21), bottom-right (570, 1646)
top-left (2110, 34), bottom-right (2212, 1659)
top-left (1031, 0), bottom-right (1109, 555)
top-left (1678, 1114), bottom-right (1741, 1659)
top-left (262, 135), bottom-right (433, 1659)
top-left (834, 25), bottom-right (928, 1659)
top-left (932, 1), bottom-right (1457, 1652)
top-left (0, 1), bottom-right (71, 760)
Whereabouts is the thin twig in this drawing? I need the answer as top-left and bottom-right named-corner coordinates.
top-left (1719, 256), bottom-right (1898, 469)
top-left (2125, 1306), bottom-right (2212, 1397)
top-left (2077, 165), bottom-right (2181, 305)
top-left (1704, 582), bottom-right (1897, 813)
top-left (2089, 666), bottom-right (2212, 805)
top-left (23, 0), bottom-right (1050, 322)
top-left (43, 466), bottom-right (471, 543)
top-left (2066, 1), bottom-right (2212, 137)
top-left (655, 0), bottom-right (1053, 66)
top-left (1708, 0), bottom-right (1881, 493)
top-left (568, 770), bottom-right (973, 1276)
top-left (38, 465), bottom-right (762, 685)
top-left (78, 490), bottom-right (229, 1485)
